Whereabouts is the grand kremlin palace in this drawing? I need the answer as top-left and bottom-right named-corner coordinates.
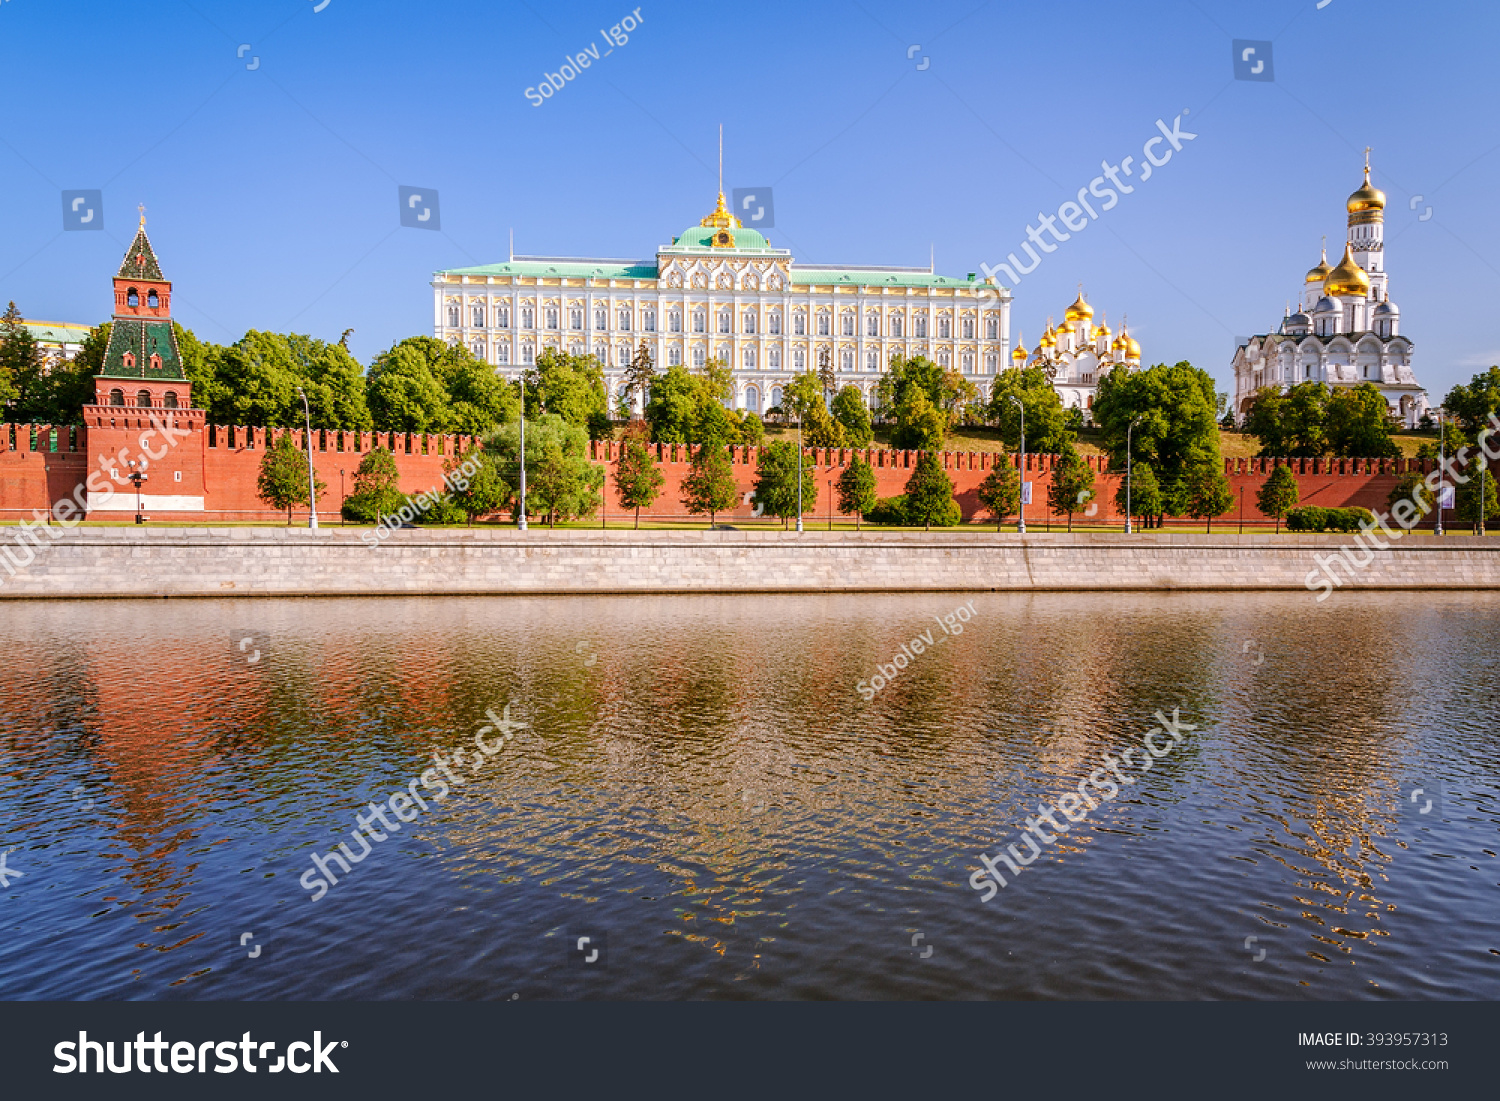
top-left (431, 193), bottom-right (1013, 414)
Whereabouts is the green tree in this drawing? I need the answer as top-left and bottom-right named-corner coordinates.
top-left (1387, 470), bottom-right (1433, 519)
top-left (524, 348), bottom-right (611, 439)
top-left (693, 396), bottom-right (740, 448)
top-left (613, 436), bottom-right (664, 528)
top-left (879, 355), bottom-right (975, 447)
top-left (783, 370), bottom-right (825, 421)
top-left (752, 440), bottom-right (817, 527)
top-left (739, 412), bottom-right (765, 447)
top-left (366, 338), bottom-right (450, 432)
top-left (437, 347), bottom-right (519, 435)
top-left (987, 366), bottom-right (1072, 454)
top-left (1416, 419), bottom-right (1468, 462)
top-left (895, 387), bottom-right (947, 452)
top-left (1241, 382), bottom-right (1330, 457)
top-left (903, 451), bottom-right (959, 530)
top-left (817, 346), bottom-right (836, 399)
top-left (831, 385), bottom-right (873, 446)
top-left (1115, 460), bottom-right (1163, 527)
top-left (256, 431), bottom-right (323, 523)
top-left (976, 457), bottom-right (1020, 531)
top-left (681, 443), bottom-right (739, 526)
top-left (1443, 366), bottom-right (1500, 439)
top-left (342, 446), bottom-right (405, 523)
top-left (0, 302), bottom-right (42, 417)
top-left (1047, 442), bottom-right (1095, 532)
top-left (644, 363), bottom-right (701, 443)
top-left (1094, 362), bottom-right (1225, 510)
top-left (486, 414), bottom-right (602, 525)
top-left (1326, 383), bottom-right (1400, 458)
top-left (1179, 459), bottom-right (1235, 532)
top-left (803, 399), bottom-right (847, 447)
top-left (837, 455), bottom-right (878, 529)
top-left (444, 445), bottom-right (511, 525)
top-left (621, 340), bottom-right (656, 416)
top-left (1456, 459), bottom-right (1499, 533)
top-left (1256, 463), bottom-right (1300, 532)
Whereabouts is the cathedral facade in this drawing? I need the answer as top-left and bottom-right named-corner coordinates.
top-left (1011, 288), bottom-right (1141, 414)
top-left (1231, 156), bottom-right (1428, 427)
top-left (431, 194), bottom-right (1012, 415)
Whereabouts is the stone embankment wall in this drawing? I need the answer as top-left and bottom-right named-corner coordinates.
top-left (0, 528), bottom-right (1495, 599)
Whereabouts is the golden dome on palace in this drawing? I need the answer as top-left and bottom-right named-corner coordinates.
top-left (1324, 243), bottom-right (1371, 298)
top-left (1305, 248), bottom-right (1331, 284)
top-left (1064, 292), bottom-right (1094, 321)
top-left (1346, 168), bottom-right (1386, 215)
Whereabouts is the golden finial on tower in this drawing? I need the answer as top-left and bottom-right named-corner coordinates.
top-left (138, 203), bottom-right (146, 229)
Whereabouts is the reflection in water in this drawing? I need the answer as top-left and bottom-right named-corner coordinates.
top-left (0, 592), bottom-right (1496, 1000)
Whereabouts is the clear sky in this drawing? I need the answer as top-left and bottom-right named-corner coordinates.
top-left (1, 0), bottom-right (1494, 399)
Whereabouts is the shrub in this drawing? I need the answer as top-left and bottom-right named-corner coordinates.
top-left (1285, 505), bottom-right (1374, 532)
top-left (867, 495), bottom-right (909, 525)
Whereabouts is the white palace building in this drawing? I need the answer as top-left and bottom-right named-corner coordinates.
top-left (1231, 154), bottom-right (1429, 426)
top-left (431, 192), bottom-right (1012, 414)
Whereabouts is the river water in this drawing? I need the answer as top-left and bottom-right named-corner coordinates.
top-left (0, 592), bottom-right (1495, 1000)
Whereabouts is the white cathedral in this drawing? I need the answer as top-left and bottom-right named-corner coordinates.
top-left (1232, 154), bottom-right (1429, 427)
top-left (431, 192), bottom-right (1012, 416)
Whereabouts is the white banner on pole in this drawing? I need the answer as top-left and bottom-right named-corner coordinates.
top-left (1021, 481), bottom-right (1033, 505)
top-left (1439, 485), bottom-right (1456, 510)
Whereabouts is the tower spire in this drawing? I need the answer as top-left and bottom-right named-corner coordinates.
top-left (138, 203), bottom-right (145, 229)
top-left (718, 123), bottom-right (723, 201)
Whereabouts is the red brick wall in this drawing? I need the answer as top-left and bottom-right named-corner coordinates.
top-left (0, 421), bottom-right (1471, 528)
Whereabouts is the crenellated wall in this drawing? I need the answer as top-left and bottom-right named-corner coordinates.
top-left (0, 419), bottom-right (1473, 527)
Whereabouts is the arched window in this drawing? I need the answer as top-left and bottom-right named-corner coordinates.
top-left (915, 316), bottom-right (928, 338)
top-left (841, 350), bottom-right (854, 371)
top-left (939, 317), bottom-right (951, 338)
top-left (768, 312), bottom-right (781, 335)
top-left (986, 317), bottom-right (999, 340)
top-left (793, 348), bottom-right (805, 369)
top-left (962, 318), bottom-right (975, 339)
top-left (985, 353), bottom-right (998, 374)
top-left (771, 387), bottom-right (783, 408)
top-left (743, 347), bottom-right (757, 368)
top-left (545, 308), bottom-right (559, 329)
top-left (643, 310), bottom-right (656, 332)
top-left (570, 308), bottom-right (583, 330)
top-left (817, 314), bottom-right (830, 336)
top-left (147, 289), bottom-right (159, 308)
top-left (866, 314), bottom-right (879, 337)
top-left (122, 352), bottom-right (136, 369)
top-left (109, 388), bottom-right (125, 406)
top-left (522, 344), bottom-right (535, 364)
top-left (618, 309), bottom-right (632, 331)
top-left (472, 342), bottom-right (485, 358)
top-left (841, 314), bottom-right (854, 336)
top-left (594, 309), bottom-right (607, 330)
top-left (962, 353), bottom-right (974, 373)
top-left (497, 306), bottom-right (510, 328)
top-left (127, 288), bottom-right (139, 307)
top-left (768, 347), bottom-right (781, 368)
top-left (163, 391), bottom-right (179, 408)
top-left (668, 345), bottom-right (682, 366)
top-left (892, 316), bottom-right (904, 338)
top-left (472, 305), bottom-right (486, 327)
top-left (148, 353), bottom-right (162, 371)
top-left (793, 313), bottom-right (806, 336)
top-left (866, 350), bottom-right (879, 371)
top-left (521, 308), bottom-right (534, 329)
top-left (718, 310), bottom-right (731, 334)
top-left (136, 390), bottom-right (152, 407)
top-left (693, 311), bottom-right (706, 333)
top-left (745, 386), bottom-right (761, 413)
top-left (447, 305), bottom-right (459, 327)
top-left (743, 311), bottom-right (756, 334)
top-left (668, 311), bottom-right (682, 333)
top-left (497, 345), bottom-right (509, 364)
top-left (692, 345), bottom-right (706, 367)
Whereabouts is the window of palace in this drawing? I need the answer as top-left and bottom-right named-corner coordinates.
top-left (841, 314), bottom-right (854, 336)
top-left (718, 310), bottom-right (731, 334)
top-left (939, 317), bottom-right (951, 338)
top-left (570, 308), bottom-right (582, 330)
top-left (521, 308), bottom-right (534, 329)
top-left (643, 310), bottom-right (656, 332)
top-left (768, 312), bottom-right (781, 335)
top-left (595, 309), bottom-right (607, 330)
top-left (743, 311), bottom-right (756, 334)
top-left (793, 313), bottom-right (806, 336)
top-left (669, 311), bottom-right (682, 332)
top-left (693, 311), bottom-right (706, 333)
top-left (497, 306), bottom-right (510, 328)
top-left (962, 318), bottom-right (974, 339)
top-left (915, 316), bottom-right (927, 338)
top-left (817, 313), bottom-right (830, 336)
top-left (693, 346), bottom-right (706, 367)
top-left (668, 346), bottom-right (682, 366)
top-left (545, 308), bottom-right (559, 329)
top-left (866, 315), bottom-right (878, 337)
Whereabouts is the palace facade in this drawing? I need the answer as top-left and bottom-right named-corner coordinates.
top-left (1231, 156), bottom-right (1429, 426)
top-left (431, 193), bottom-right (1012, 414)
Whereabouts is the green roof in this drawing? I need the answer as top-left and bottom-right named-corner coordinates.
top-left (24, 321), bottom-right (92, 345)
top-left (98, 318), bottom-right (185, 381)
top-left (118, 227), bottom-right (164, 281)
top-left (790, 268), bottom-right (980, 288)
top-left (668, 225), bottom-right (772, 250)
top-left (439, 259), bottom-right (658, 280)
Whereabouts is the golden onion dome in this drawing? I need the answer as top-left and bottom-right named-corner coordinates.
top-left (1323, 243), bottom-right (1371, 298)
top-left (1305, 247), bottom-right (1331, 284)
top-left (1347, 166), bottom-right (1385, 215)
top-left (1039, 328), bottom-right (1056, 347)
top-left (1064, 291), bottom-right (1094, 321)
top-left (1011, 343), bottom-right (1027, 361)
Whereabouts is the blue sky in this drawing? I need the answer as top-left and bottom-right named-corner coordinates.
top-left (1, 0), bottom-right (1495, 399)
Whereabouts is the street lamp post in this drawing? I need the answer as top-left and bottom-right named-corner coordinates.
top-left (518, 413), bottom-right (528, 531)
top-left (340, 469), bottom-right (345, 527)
top-left (795, 411), bottom-right (804, 533)
top-left (1436, 412), bottom-right (1445, 537)
top-left (296, 387), bottom-right (318, 530)
top-left (1008, 395), bottom-right (1026, 534)
top-left (1125, 416), bottom-right (1140, 534)
top-left (127, 460), bottom-right (148, 525)
top-left (828, 478), bottom-right (833, 530)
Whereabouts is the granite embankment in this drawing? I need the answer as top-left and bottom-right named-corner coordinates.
top-left (0, 527), bottom-right (1497, 598)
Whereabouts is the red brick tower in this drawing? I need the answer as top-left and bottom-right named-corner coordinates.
top-left (81, 212), bottom-right (207, 518)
